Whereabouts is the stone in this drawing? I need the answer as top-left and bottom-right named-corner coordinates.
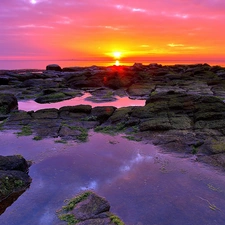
top-left (92, 106), bottom-right (116, 123)
top-left (57, 191), bottom-right (124, 225)
top-left (0, 155), bottom-right (30, 172)
top-left (46, 64), bottom-right (62, 71)
top-left (31, 108), bottom-right (59, 119)
top-left (0, 93), bottom-right (18, 115)
top-left (0, 155), bottom-right (31, 213)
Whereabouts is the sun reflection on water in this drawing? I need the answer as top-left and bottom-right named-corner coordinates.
top-left (115, 60), bottom-right (120, 66)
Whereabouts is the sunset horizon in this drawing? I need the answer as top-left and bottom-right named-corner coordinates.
top-left (1, 0), bottom-right (225, 64)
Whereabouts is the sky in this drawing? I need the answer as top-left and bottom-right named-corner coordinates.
top-left (1, 0), bottom-right (225, 62)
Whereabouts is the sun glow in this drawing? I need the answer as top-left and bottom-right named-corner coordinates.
top-left (115, 60), bottom-right (120, 66)
top-left (113, 51), bottom-right (122, 59)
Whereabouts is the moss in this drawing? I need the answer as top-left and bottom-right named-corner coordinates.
top-left (33, 136), bottom-right (42, 141)
top-left (123, 135), bottom-right (141, 142)
top-left (103, 90), bottom-right (114, 98)
top-left (0, 176), bottom-right (24, 196)
top-left (55, 139), bottom-right (67, 144)
top-left (57, 191), bottom-right (92, 225)
top-left (110, 214), bottom-right (125, 225)
top-left (0, 119), bottom-right (6, 131)
top-left (63, 191), bottom-right (92, 212)
top-left (94, 123), bottom-right (126, 135)
top-left (81, 115), bottom-right (97, 121)
top-left (211, 140), bottom-right (225, 153)
top-left (70, 126), bottom-right (88, 142)
top-left (58, 214), bottom-right (78, 225)
top-left (0, 105), bottom-right (8, 114)
top-left (44, 93), bottom-right (66, 99)
top-left (191, 146), bottom-right (198, 155)
top-left (16, 125), bottom-right (32, 137)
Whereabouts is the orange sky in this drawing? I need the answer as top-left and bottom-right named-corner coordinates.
top-left (1, 0), bottom-right (225, 62)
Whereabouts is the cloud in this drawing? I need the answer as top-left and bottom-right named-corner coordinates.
top-left (168, 43), bottom-right (185, 47)
top-left (18, 24), bottom-right (54, 29)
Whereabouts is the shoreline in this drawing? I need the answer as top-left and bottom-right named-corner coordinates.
top-left (1, 63), bottom-right (225, 171)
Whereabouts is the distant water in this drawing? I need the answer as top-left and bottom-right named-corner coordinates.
top-left (0, 59), bottom-right (225, 70)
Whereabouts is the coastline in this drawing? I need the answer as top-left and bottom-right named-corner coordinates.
top-left (1, 59), bottom-right (225, 70)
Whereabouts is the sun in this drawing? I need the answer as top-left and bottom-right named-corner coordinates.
top-left (113, 51), bottom-right (122, 59)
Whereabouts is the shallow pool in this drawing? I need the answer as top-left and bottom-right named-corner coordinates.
top-left (18, 93), bottom-right (145, 111)
top-left (0, 131), bottom-right (225, 225)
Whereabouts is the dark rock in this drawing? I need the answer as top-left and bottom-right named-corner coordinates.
top-left (0, 93), bottom-right (18, 115)
top-left (59, 105), bottom-right (92, 119)
top-left (0, 155), bottom-right (31, 213)
top-left (0, 170), bottom-right (31, 201)
top-left (109, 107), bottom-right (133, 123)
top-left (92, 106), bottom-right (116, 123)
top-left (71, 192), bottom-right (110, 220)
top-left (127, 83), bottom-right (155, 97)
top-left (76, 218), bottom-right (113, 225)
top-left (31, 108), bottom-right (59, 119)
top-left (0, 76), bottom-right (10, 85)
top-left (46, 64), bottom-right (62, 71)
top-left (0, 155), bottom-right (29, 172)
top-left (57, 191), bottom-right (124, 225)
top-left (35, 92), bottom-right (72, 103)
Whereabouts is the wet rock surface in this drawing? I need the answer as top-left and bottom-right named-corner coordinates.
top-left (57, 191), bottom-right (124, 225)
top-left (1, 63), bottom-right (225, 169)
top-left (0, 155), bottom-right (31, 215)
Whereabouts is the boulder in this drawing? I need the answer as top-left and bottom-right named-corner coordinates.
top-left (0, 155), bottom-right (30, 172)
top-left (46, 64), bottom-right (62, 71)
top-left (0, 155), bottom-right (31, 214)
top-left (0, 93), bottom-right (18, 115)
top-left (57, 191), bottom-right (124, 225)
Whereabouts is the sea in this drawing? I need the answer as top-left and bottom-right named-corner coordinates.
top-left (0, 59), bottom-right (225, 70)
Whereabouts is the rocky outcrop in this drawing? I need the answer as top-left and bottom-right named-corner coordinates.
top-left (0, 155), bottom-right (31, 215)
top-left (57, 191), bottom-right (124, 225)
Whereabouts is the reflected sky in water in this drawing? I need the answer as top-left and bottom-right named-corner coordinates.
top-left (18, 93), bottom-right (145, 111)
top-left (0, 131), bottom-right (225, 225)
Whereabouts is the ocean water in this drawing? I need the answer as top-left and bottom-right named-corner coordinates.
top-left (0, 59), bottom-right (225, 70)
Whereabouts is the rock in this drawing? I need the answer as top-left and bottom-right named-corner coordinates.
top-left (0, 93), bottom-right (18, 115)
top-left (92, 106), bottom-right (116, 123)
top-left (0, 76), bottom-right (10, 85)
top-left (59, 105), bottom-right (92, 120)
top-left (109, 107), bottom-right (133, 123)
top-left (0, 155), bottom-right (30, 172)
top-left (0, 155), bottom-right (31, 214)
top-left (35, 92), bottom-right (72, 103)
top-left (46, 64), bottom-right (62, 71)
top-left (127, 84), bottom-right (155, 97)
top-left (71, 192), bottom-right (110, 220)
top-left (31, 108), bottom-right (59, 119)
top-left (57, 191), bottom-right (124, 225)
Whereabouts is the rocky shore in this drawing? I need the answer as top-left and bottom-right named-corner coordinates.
top-left (1, 63), bottom-right (225, 170)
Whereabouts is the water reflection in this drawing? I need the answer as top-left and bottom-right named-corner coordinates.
top-left (0, 131), bottom-right (225, 225)
top-left (115, 60), bottom-right (120, 66)
top-left (18, 93), bottom-right (145, 111)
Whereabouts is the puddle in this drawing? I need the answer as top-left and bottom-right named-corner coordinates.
top-left (18, 93), bottom-right (145, 111)
top-left (0, 131), bottom-right (225, 225)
